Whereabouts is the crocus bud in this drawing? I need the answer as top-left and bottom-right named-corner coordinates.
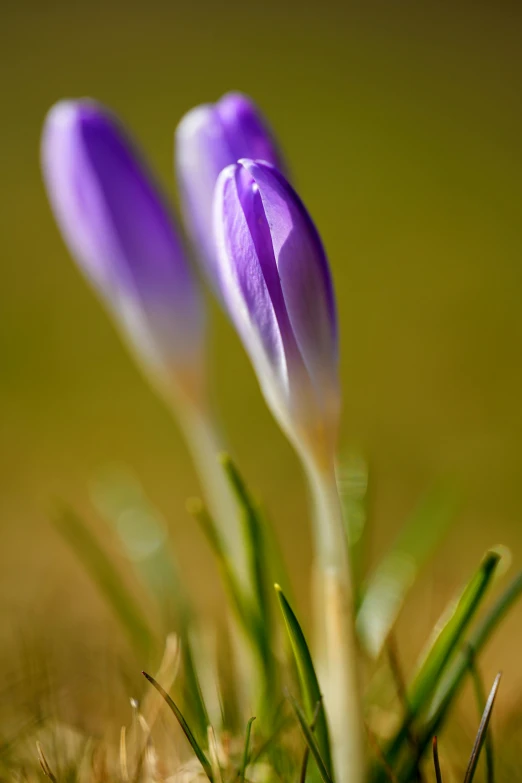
top-left (42, 100), bottom-right (205, 402)
top-left (175, 92), bottom-right (284, 295)
top-left (214, 159), bottom-right (340, 466)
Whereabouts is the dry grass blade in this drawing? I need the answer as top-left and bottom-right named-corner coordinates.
top-left (463, 672), bottom-right (502, 783)
top-left (36, 742), bottom-right (57, 782)
top-left (120, 725), bottom-right (129, 781)
top-left (467, 648), bottom-right (495, 783)
top-left (432, 737), bottom-right (443, 783)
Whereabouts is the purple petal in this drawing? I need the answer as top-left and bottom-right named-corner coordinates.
top-left (242, 160), bottom-right (338, 393)
top-left (215, 159), bottom-right (338, 414)
top-left (175, 92), bottom-right (284, 295)
top-left (42, 100), bottom-right (204, 370)
top-left (214, 163), bottom-right (288, 384)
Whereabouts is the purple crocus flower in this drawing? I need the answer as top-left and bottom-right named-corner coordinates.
top-left (214, 159), bottom-right (340, 462)
top-left (42, 100), bottom-right (205, 398)
top-left (175, 92), bottom-right (284, 296)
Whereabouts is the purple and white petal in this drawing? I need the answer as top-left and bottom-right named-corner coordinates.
top-left (214, 159), bottom-right (340, 453)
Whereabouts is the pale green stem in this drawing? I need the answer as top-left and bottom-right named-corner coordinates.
top-left (303, 451), bottom-right (366, 783)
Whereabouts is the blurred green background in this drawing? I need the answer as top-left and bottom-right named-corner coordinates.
top-left (1, 0), bottom-right (522, 733)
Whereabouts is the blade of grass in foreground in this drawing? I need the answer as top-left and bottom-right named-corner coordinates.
top-left (463, 673), bottom-right (501, 783)
top-left (142, 671), bottom-right (213, 782)
top-left (357, 485), bottom-right (458, 658)
top-left (287, 691), bottom-right (333, 783)
top-left (432, 737), bottom-right (443, 783)
top-left (380, 550), bottom-right (501, 773)
top-left (275, 585), bottom-right (332, 778)
top-left (396, 569), bottom-right (522, 782)
top-left (54, 507), bottom-right (155, 658)
top-left (187, 498), bottom-right (254, 634)
top-left (238, 717), bottom-right (256, 783)
top-left (221, 455), bottom-right (276, 695)
top-left (468, 650), bottom-right (495, 783)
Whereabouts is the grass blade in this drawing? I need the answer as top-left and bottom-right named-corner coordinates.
top-left (238, 717), bottom-right (256, 783)
top-left (463, 673), bottom-right (501, 783)
top-left (383, 550), bottom-right (500, 770)
top-left (187, 498), bottom-right (254, 634)
top-left (220, 455), bottom-right (276, 695)
top-left (287, 692), bottom-right (333, 783)
top-left (298, 701), bottom-right (322, 783)
top-left (357, 485), bottom-right (457, 658)
top-left (432, 737), bottom-right (442, 783)
top-left (220, 455), bottom-right (270, 626)
top-left (467, 650), bottom-right (495, 783)
top-left (275, 585), bottom-right (332, 778)
top-left (55, 507), bottom-right (155, 658)
top-left (142, 671), bottom-right (213, 782)
top-left (394, 570), bottom-right (522, 782)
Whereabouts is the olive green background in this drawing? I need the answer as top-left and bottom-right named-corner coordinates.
top-left (1, 0), bottom-right (521, 730)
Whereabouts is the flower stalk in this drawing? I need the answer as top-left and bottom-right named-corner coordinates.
top-left (303, 449), bottom-right (366, 783)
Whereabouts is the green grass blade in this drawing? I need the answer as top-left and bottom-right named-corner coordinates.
top-left (383, 550), bottom-right (500, 768)
top-left (357, 485), bottom-right (458, 658)
top-left (179, 629), bottom-right (211, 746)
top-left (54, 507), bottom-right (155, 658)
top-left (287, 692), bottom-right (334, 783)
top-left (142, 671), bottom-right (213, 782)
top-left (463, 673), bottom-right (501, 783)
top-left (396, 571), bottom-right (522, 782)
top-left (221, 455), bottom-right (270, 626)
top-left (187, 498), bottom-right (255, 634)
top-left (220, 455), bottom-right (276, 693)
top-left (238, 717), bottom-right (256, 783)
top-left (275, 585), bottom-right (332, 778)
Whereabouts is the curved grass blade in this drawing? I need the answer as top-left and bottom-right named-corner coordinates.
top-left (180, 628), bottom-right (211, 744)
top-left (432, 737), bottom-right (442, 783)
top-left (275, 585), bottom-right (332, 778)
top-left (220, 455), bottom-right (276, 697)
top-left (187, 498), bottom-right (254, 634)
top-left (395, 570), bottom-right (522, 782)
top-left (220, 455), bottom-right (270, 626)
top-left (357, 485), bottom-right (458, 658)
top-left (286, 692), bottom-right (333, 783)
top-left (238, 717), bottom-right (256, 783)
top-left (463, 673), bottom-right (501, 783)
top-left (55, 507), bottom-right (155, 658)
top-left (382, 550), bottom-right (500, 771)
top-left (142, 671), bottom-right (213, 782)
